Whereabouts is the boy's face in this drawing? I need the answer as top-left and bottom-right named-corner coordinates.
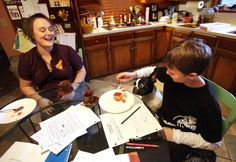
top-left (166, 66), bottom-right (189, 83)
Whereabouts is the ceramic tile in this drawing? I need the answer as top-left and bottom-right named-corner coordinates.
top-left (224, 134), bottom-right (236, 161)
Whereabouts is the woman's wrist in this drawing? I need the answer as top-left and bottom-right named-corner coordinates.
top-left (72, 82), bottom-right (79, 90)
top-left (36, 97), bottom-right (44, 103)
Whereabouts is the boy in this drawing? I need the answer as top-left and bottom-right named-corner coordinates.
top-left (116, 38), bottom-right (222, 161)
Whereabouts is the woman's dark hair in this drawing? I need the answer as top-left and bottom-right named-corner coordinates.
top-left (164, 38), bottom-right (212, 75)
top-left (22, 13), bottom-right (53, 43)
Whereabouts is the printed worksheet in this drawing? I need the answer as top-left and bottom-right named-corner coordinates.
top-left (100, 103), bottom-right (163, 148)
top-left (40, 104), bottom-right (100, 143)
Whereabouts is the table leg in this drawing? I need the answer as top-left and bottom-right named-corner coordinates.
top-left (28, 118), bottom-right (37, 133)
top-left (18, 125), bottom-right (34, 143)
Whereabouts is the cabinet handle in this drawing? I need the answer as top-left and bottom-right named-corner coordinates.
top-left (178, 33), bottom-right (183, 37)
top-left (95, 40), bottom-right (99, 43)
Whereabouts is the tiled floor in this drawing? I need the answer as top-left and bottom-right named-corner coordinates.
top-left (0, 73), bottom-right (236, 161)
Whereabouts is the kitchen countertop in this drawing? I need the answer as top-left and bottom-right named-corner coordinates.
top-left (83, 22), bottom-right (236, 39)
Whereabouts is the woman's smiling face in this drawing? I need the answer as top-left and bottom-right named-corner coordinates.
top-left (33, 18), bottom-right (55, 49)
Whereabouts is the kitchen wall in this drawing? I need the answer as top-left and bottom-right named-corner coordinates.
top-left (178, 1), bottom-right (211, 22)
top-left (79, 0), bottom-right (145, 25)
top-left (214, 12), bottom-right (236, 25)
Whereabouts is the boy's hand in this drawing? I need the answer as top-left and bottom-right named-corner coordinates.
top-left (116, 72), bottom-right (137, 83)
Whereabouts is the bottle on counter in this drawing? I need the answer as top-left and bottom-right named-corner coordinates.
top-left (108, 15), bottom-right (115, 30)
top-left (123, 9), bottom-right (127, 25)
top-left (97, 16), bottom-right (103, 28)
top-left (172, 12), bottom-right (178, 24)
top-left (145, 7), bottom-right (150, 24)
top-left (119, 14), bottom-right (123, 24)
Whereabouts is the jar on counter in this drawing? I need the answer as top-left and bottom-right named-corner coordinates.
top-left (97, 16), bottom-right (103, 28)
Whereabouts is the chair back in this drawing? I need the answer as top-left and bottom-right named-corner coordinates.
top-left (204, 77), bottom-right (236, 136)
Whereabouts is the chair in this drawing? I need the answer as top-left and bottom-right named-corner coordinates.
top-left (204, 77), bottom-right (236, 136)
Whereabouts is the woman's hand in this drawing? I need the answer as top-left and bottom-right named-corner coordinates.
top-left (60, 91), bottom-right (75, 101)
top-left (163, 127), bottom-right (174, 141)
top-left (37, 98), bottom-right (54, 115)
top-left (116, 72), bottom-right (137, 83)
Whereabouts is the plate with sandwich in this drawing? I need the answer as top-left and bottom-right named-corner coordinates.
top-left (99, 89), bottom-right (135, 113)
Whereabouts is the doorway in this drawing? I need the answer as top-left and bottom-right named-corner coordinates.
top-left (0, 44), bottom-right (19, 97)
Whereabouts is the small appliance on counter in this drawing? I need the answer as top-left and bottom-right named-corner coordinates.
top-left (148, 4), bottom-right (158, 21)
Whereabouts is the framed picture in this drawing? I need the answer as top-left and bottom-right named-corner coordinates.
top-left (49, 0), bottom-right (70, 8)
top-left (6, 5), bottom-right (21, 20)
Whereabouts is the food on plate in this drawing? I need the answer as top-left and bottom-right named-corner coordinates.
top-left (113, 92), bottom-right (123, 101)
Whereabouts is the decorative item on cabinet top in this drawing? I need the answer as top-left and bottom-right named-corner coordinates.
top-left (80, 17), bottom-right (93, 34)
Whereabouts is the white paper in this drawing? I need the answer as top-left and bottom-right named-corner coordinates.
top-left (38, 3), bottom-right (49, 17)
top-left (115, 154), bottom-right (130, 162)
top-left (100, 103), bottom-right (163, 148)
top-left (18, 6), bottom-right (27, 18)
top-left (31, 129), bottom-right (78, 154)
top-left (70, 104), bottom-right (100, 128)
top-left (56, 33), bottom-right (76, 50)
top-left (0, 141), bottom-right (49, 162)
top-left (40, 107), bottom-right (87, 143)
top-left (35, 105), bottom-right (100, 154)
top-left (72, 150), bottom-right (94, 162)
top-left (72, 148), bottom-right (130, 162)
top-left (21, 0), bottom-right (40, 17)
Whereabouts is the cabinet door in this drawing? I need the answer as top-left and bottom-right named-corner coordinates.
top-left (208, 37), bottom-right (236, 95)
top-left (191, 33), bottom-right (217, 50)
top-left (110, 32), bottom-right (134, 73)
top-left (134, 29), bottom-right (154, 67)
top-left (84, 44), bottom-right (111, 78)
top-left (191, 33), bottom-right (217, 76)
top-left (154, 27), bottom-right (173, 61)
top-left (171, 29), bottom-right (192, 48)
top-left (110, 40), bottom-right (133, 73)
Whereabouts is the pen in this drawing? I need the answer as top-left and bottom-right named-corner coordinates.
top-left (121, 106), bottom-right (141, 124)
top-left (126, 146), bottom-right (144, 150)
top-left (127, 142), bottom-right (159, 148)
top-left (129, 137), bottom-right (159, 141)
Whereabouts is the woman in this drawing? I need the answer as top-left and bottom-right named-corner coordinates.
top-left (18, 13), bottom-right (86, 118)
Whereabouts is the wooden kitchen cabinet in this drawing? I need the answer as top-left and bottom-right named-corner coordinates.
top-left (191, 32), bottom-right (217, 50)
top-left (207, 37), bottom-right (236, 95)
top-left (171, 29), bottom-right (192, 48)
top-left (83, 28), bottom-right (156, 78)
top-left (83, 35), bottom-right (112, 78)
top-left (110, 32), bottom-right (134, 73)
top-left (191, 32), bottom-right (218, 76)
top-left (133, 29), bottom-right (154, 67)
top-left (154, 26), bottom-right (173, 62)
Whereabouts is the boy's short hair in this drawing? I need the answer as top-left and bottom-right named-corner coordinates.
top-left (22, 13), bottom-right (53, 43)
top-left (164, 38), bottom-right (212, 75)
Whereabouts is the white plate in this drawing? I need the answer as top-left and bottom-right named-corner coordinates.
top-left (99, 89), bottom-right (135, 113)
top-left (0, 98), bottom-right (37, 124)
